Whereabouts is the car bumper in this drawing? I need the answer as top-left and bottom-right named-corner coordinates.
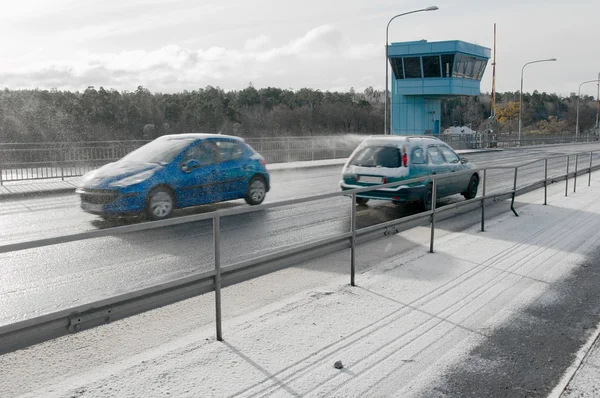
top-left (340, 182), bottom-right (426, 202)
top-left (76, 188), bottom-right (146, 215)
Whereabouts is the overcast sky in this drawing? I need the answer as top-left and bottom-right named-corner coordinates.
top-left (1, 0), bottom-right (598, 96)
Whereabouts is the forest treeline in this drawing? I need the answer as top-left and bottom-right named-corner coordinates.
top-left (0, 85), bottom-right (598, 143)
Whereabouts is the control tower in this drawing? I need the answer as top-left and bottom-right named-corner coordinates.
top-left (388, 40), bottom-right (490, 135)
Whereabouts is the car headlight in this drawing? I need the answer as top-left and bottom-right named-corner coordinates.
top-left (109, 170), bottom-right (155, 188)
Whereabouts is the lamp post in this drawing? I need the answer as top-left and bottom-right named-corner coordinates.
top-left (576, 78), bottom-right (600, 141)
top-left (518, 58), bottom-right (557, 145)
top-left (384, 6), bottom-right (439, 135)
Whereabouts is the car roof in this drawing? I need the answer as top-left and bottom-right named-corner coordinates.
top-left (157, 133), bottom-right (246, 142)
top-left (360, 135), bottom-right (445, 147)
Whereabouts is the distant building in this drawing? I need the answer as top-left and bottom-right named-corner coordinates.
top-left (388, 40), bottom-right (490, 136)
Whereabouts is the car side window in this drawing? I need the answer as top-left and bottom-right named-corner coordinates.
top-left (411, 147), bottom-right (426, 164)
top-left (215, 140), bottom-right (243, 162)
top-left (185, 142), bottom-right (218, 166)
top-left (427, 146), bottom-right (445, 165)
top-left (439, 145), bottom-right (460, 164)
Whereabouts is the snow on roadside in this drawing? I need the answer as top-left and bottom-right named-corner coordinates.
top-left (12, 179), bottom-right (600, 398)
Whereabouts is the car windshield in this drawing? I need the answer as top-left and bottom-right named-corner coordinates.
top-left (349, 146), bottom-right (401, 168)
top-left (120, 138), bottom-right (195, 164)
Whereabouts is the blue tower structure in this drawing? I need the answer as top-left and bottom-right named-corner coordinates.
top-left (388, 40), bottom-right (491, 135)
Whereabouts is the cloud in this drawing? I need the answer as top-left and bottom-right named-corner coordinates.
top-left (0, 24), bottom-right (354, 92)
top-left (345, 43), bottom-right (380, 60)
top-left (244, 35), bottom-right (272, 51)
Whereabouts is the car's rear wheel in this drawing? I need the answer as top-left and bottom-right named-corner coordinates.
top-left (420, 184), bottom-right (433, 211)
top-left (463, 174), bottom-right (479, 200)
top-left (245, 176), bottom-right (267, 205)
top-left (146, 187), bottom-right (175, 220)
top-left (356, 197), bottom-right (369, 206)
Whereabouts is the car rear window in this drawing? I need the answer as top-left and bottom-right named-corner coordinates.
top-left (349, 146), bottom-right (401, 168)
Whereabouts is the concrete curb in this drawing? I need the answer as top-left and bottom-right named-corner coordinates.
top-left (548, 322), bottom-right (600, 398)
top-left (0, 148), bottom-right (503, 201)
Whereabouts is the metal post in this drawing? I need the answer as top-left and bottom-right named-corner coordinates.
top-left (519, 58), bottom-right (558, 147)
top-left (565, 155), bottom-right (569, 197)
top-left (574, 154), bottom-right (578, 193)
top-left (350, 193), bottom-right (357, 287)
top-left (519, 69), bottom-right (524, 147)
top-left (589, 152), bottom-right (593, 186)
top-left (511, 167), bottom-right (519, 217)
top-left (481, 169), bottom-right (486, 232)
top-left (429, 178), bottom-right (437, 253)
top-left (384, 41), bottom-right (389, 135)
top-left (213, 215), bottom-right (223, 341)
top-left (544, 158), bottom-right (548, 205)
top-left (0, 166), bottom-right (3, 186)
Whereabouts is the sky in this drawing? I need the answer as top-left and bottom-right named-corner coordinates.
top-left (0, 0), bottom-right (599, 96)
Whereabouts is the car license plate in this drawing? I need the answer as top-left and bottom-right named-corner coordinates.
top-left (81, 202), bottom-right (104, 212)
top-left (359, 176), bottom-right (383, 184)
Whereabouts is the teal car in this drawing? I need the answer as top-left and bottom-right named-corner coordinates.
top-left (339, 136), bottom-right (479, 210)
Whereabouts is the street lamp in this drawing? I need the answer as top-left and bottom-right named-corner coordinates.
top-left (518, 58), bottom-right (557, 145)
top-left (384, 6), bottom-right (439, 135)
top-left (576, 78), bottom-right (600, 140)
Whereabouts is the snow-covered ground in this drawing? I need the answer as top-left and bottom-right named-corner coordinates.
top-left (2, 174), bottom-right (600, 397)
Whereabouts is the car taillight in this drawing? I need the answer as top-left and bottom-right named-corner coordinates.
top-left (383, 177), bottom-right (388, 184)
top-left (260, 159), bottom-right (267, 167)
top-left (403, 153), bottom-right (408, 167)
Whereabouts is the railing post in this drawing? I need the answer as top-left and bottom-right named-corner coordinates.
top-left (511, 167), bottom-right (519, 217)
top-left (565, 155), bottom-right (569, 197)
top-left (589, 152), bottom-right (593, 187)
top-left (213, 215), bottom-right (223, 341)
top-left (429, 178), bottom-right (437, 253)
top-left (544, 158), bottom-right (548, 205)
top-left (350, 192), bottom-right (356, 287)
top-left (574, 154), bottom-right (578, 193)
top-left (286, 139), bottom-right (291, 163)
top-left (0, 164), bottom-right (3, 186)
top-left (481, 169), bottom-right (486, 232)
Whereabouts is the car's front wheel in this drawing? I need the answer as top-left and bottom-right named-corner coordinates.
top-left (146, 187), bottom-right (175, 220)
top-left (245, 176), bottom-right (267, 205)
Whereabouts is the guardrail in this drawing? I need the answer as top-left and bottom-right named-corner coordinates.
top-left (0, 150), bottom-right (597, 355)
top-left (0, 137), bottom-right (362, 184)
top-left (441, 134), bottom-right (598, 150)
top-left (1, 134), bottom-right (597, 184)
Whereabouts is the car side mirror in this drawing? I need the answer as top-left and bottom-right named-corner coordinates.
top-left (181, 159), bottom-right (201, 173)
top-left (460, 157), bottom-right (468, 164)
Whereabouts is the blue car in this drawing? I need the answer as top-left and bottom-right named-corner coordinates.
top-left (76, 134), bottom-right (270, 220)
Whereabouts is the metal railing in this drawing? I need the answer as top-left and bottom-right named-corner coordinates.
top-left (0, 149), bottom-right (597, 354)
top-left (440, 134), bottom-right (598, 150)
top-left (1, 134), bottom-right (597, 184)
top-left (0, 137), bottom-right (363, 184)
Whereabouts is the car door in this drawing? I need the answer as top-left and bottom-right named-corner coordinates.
top-left (409, 146), bottom-right (430, 183)
top-left (213, 139), bottom-right (248, 198)
top-left (176, 142), bottom-right (222, 207)
top-left (438, 144), bottom-right (465, 194)
top-left (427, 145), bottom-right (452, 196)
